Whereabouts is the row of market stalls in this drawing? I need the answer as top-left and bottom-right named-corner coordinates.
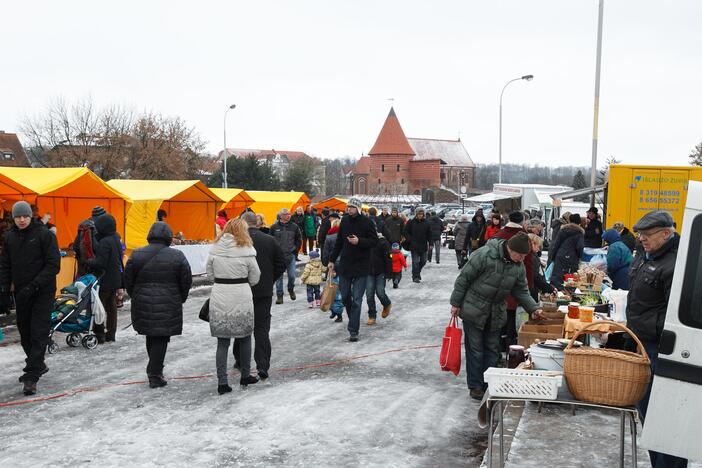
top-left (0, 167), bottom-right (310, 251)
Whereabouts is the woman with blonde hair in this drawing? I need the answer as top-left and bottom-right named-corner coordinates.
top-left (207, 218), bottom-right (261, 394)
top-left (255, 213), bottom-right (269, 234)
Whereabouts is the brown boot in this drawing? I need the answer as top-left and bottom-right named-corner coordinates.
top-left (367, 317), bottom-right (376, 326)
top-left (381, 304), bottom-right (392, 318)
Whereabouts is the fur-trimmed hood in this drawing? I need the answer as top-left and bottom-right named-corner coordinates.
top-left (561, 223), bottom-right (585, 235)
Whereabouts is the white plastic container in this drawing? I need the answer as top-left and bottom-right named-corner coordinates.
top-left (529, 344), bottom-right (565, 371)
top-left (484, 367), bottom-right (563, 400)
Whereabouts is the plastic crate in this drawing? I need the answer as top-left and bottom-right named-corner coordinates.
top-left (484, 367), bottom-right (563, 400)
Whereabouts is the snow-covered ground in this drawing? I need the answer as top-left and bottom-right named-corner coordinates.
top-left (0, 259), bottom-right (486, 467)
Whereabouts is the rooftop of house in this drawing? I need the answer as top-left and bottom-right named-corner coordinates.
top-left (0, 131), bottom-right (31, 167)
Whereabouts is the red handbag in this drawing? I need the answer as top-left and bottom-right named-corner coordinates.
top-left (440, 316), bottom-right (462, 376)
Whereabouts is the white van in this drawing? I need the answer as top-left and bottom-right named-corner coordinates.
top-left (641, 180), bottom-right (702, 461)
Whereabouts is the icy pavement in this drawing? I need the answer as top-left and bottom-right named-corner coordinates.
top-left (0, 259), bottom-right (486, 467)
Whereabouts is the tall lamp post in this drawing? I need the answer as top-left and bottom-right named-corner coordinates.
top-left (222, 104), bottom-right (236, 188)
top-left (499, 75), bottom-right (533, 184)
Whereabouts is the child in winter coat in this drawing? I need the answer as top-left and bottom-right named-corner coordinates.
top-left (300, 250), bottom-right (326, 308)
top-left (390, 242), bottom-right (407, 289)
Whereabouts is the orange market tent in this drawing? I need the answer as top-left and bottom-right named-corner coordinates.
top-left (0, 167), bottom-right (130, 249)
top-left (312, 196), bottom-right (370, 212)
top-left (107, 179), bottom-right (220, 249)
top-left (210, 188), bottom-right (255, 219)
top-left (247, 191), bottom-right (310, 226)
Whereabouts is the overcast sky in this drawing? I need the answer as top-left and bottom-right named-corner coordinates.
top-left (2, 0), bottom-right (700, 168)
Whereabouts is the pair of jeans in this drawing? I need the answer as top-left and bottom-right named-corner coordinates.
top-left (217, 335), bottom-right (251, 385)
top-left (427, 239), bottom-right (441, 262)
top-left (16, 291), bottom-right (53, 382)
top-left (276, 256), bottom-right (297, 295)
top-left (365, 274), bottom-right (391, 318)
top-left (636, 341), bottom-right (689, 467)
top-left (411, 251), bottom-right (427, 280)
top-left (94, 288), bottom-right (118, 341)
top-left (339, 275), bottom-right (367, 335)
top-left (233, 297), bottom-right (273, 373)
top-left (306, 285), bottom-right (321, 302)
top-left (392, 271), bottom-right (402, 287)
top-left (145, 336), bottom-right (170, 377)
top-left (463, 318), bottom-right (500, 390)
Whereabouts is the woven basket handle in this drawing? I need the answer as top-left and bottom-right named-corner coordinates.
top-left (565, 320), bottom-right (650, 361)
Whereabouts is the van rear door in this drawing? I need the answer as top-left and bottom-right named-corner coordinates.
top-left (641, 181), bottom-right (702, 460)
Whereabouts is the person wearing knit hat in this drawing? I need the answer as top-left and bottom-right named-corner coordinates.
top-left (74, 207), bottom-right (103, 277)
top-left (92, 206), bottom-right (107, 220)
top-left (449, 234), bottom-right (543, 400)
top-left (1, 201), bottom-right (61, 396)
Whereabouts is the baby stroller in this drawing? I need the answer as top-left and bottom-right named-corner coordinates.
top-left (47, 274), bottom-right (101, 353)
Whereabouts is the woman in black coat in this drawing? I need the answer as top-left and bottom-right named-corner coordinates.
top-left (124, 222), bottom-right (192, 388)
top-left (86, 214), bottom-right (124, 343)
top-left (547, 214), bottom-right (584, 289)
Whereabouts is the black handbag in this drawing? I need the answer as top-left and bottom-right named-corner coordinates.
top-left (199, 299), bottom-right (210, 322)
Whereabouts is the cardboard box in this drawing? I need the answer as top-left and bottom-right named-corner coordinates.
top-left (518, 320), bottom-right (564, 347)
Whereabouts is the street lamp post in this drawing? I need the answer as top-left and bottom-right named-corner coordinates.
top-left (222, 104), bottom-right (236, 189)
top-left (499, 75), bottom-right (533, 184)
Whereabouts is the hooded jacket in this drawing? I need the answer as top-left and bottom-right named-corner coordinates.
top-left (85, 214), bottom-right (124, 290)
top-left (452, 220), bottom-right (470, 251)
top-left (619, 227), bottom-right (636, 253)
top-left (467, 215), bottom-right (487, 248)
top-left (207, 233), bottom-right (261, 338)
top-left (404, 217), bottom-right (432, 253)
top-left (301, 258), bottom-right (326, 286)
top-left (450, 238), bottom-right (539, 331)
top-left (426, 215), bottom-right (444, 242)
top-left (391, 249), bottom-right (407, 273)
top-left (125, 222), bottom-right (192, 336)
top-left (602, 229), bottom-right (633, 290)
top-left (548, 223), bottom-right (584, 288)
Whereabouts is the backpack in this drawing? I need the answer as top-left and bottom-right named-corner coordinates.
top-left (75, 220), bottom-right (97, 261)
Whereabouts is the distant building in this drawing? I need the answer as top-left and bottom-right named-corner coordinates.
top-left (347, 108), bottom-right (475, 196)
top-left (216, 148), bottom-right (326, 195)
top-left (0, 131), bottom-right (31, 167)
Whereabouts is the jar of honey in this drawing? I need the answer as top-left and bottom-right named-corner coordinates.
top-left (579, 306), bottom-right (594, 323)
top-left (567, 302), bottom-right (580, 319)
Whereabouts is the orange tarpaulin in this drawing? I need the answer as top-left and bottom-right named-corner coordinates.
top-left (246, 191), bottom-right (310, 226)
top-left (211, 188), bottom-right (255, 219)
top-left (0, 167), bottom-right (130, 249)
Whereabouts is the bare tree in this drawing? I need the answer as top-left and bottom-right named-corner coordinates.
top-left (689, 142), bottom-right (702, 166)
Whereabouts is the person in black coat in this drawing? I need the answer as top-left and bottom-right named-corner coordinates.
top-left (85, 214), bottom-right (124, 343)
top-left (584, 207), bottom-right (603, 248)
top-left (317, 207), bottom-right (331, 258)
top-left (271, 208), bottom-right (303, 304)
top-left (548, 214), bottom-right (585, 289)
top-left (0, 201), bottom-right (60, 395)
top-left (232, 213), bottom-right (287, 380)
top-left (426, 211), bottom-right (444, 264)
top-left (403, 208), bottom-right (432, 282)
top-left (612, 222), bottom-right (636, 253)
top-left (467, 210), bottom-right (487, 252)
top-left (365, 232), bottom-right (393, 325)
top-left (73, 205), bottom-right (106, 277)
top-left (328, 199), bottom-right (378, 342)
top-left (527, 234), bottom-right (556, 301)
top-left (124, 222), bottom-right (192, 388)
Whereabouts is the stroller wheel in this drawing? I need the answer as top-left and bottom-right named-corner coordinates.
top-left (66, 333), bottom-right (81, 347)
top-left (82, 335), bottom-right (98, 350)
top-left (47, 341), bottom-right (59, 354)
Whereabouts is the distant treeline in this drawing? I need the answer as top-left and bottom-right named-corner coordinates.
top-left (474, 163), bottom-right (592, 189)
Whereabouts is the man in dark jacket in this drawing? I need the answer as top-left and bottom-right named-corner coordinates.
top-left (384, 207), bottom-right (404, 245)
top-left (85, 214), bottom-right (124, 343)
top-left (124, 222), bottom-right (192, 388)
top-left (467, 210), bottom-right (487, 252)
top-left (612, 222), bottom-right (637, 253)
top-left (291, 207), bottom-right (307, 256)
top-left (233, 212), bottom-right (287, 380)
top-left (426, 211), bottom-right (444, 263)
top-left (368, 207), bottom-right (385, 237)
top-left (365, 231), bottom-right (393, 325)
top-left (404, 208), bottom-right (432, 283)
top-left (317, 207), bottom-right (331, 258)
top-left (0, 201), bottom-right (60, 395)
top-left (548, 214), bottom-right (585, 289)
top-left (584, 206), bottom-right (603, 248)
top-left (73, 205), bottom-right (106, 276)
top-left (271, 208), bottom-right (302, 304)
top-left (328, 198), bottom-right (378, 342)
top-left (625, 210), bottom-right (687, 467)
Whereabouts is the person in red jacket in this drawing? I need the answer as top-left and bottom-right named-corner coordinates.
top-left (215, 210), bottom-right (228, 235)
top-left (390, 242), bottom-right (407, 289)
top-left (492, 211), bottom-right (533, 351)
top-left (484, 213), bottom-right (502, 241)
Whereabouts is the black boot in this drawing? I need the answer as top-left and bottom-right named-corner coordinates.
top-left (276, 294), bottom-right (284, 304)
top-left (240, 375), bottom-right (259, 387)
top-left (334, 315), bottom-right (343, 323)
top-left (148, 375), bottom-right (168, 388)
top-left (218, 384), bottom-right (233, 395)
top-left (22, 380), bottom-right (37, 396)
top-left (288, 289), bottom-right (296, 301)
top-left (258, 370), bottom-right (269, 380)
top-left (329, 312), bottom-right (336, 319)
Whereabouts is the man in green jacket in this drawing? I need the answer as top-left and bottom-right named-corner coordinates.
top-left (449, 233), bottom-right (543, 400)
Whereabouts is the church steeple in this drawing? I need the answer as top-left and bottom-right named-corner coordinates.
top-left (368, 107), bottom-right (415, 156)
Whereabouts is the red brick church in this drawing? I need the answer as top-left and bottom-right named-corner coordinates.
top-left (348, 108), bottom-right (475, 195)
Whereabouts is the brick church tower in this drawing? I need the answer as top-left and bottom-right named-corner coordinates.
top-left (365, 107), bottom-right (415, 194)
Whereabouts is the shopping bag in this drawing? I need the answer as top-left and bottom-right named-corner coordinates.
top-left (439, 316), bottom-right (462, 376)
top-left (320, 276), bottom-right (338, 312)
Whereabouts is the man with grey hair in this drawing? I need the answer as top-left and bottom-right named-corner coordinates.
top-left (626, 210), bottom-right (687, 467)
top-left (232, 212), bottom-right (286, 380)
top-left (270, 208), bottom-right (302, 304)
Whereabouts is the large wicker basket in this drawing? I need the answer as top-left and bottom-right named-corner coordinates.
top-left (563, 321), bottom-right (651, 407)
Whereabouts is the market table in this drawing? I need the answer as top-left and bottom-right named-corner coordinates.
top-left (481, 390), bottom-right (639, 468)
top-left (171, 244), bottom-right (211, 275)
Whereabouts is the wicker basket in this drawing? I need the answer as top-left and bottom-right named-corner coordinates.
top-left (563, 321), bottom-right (651, 407)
